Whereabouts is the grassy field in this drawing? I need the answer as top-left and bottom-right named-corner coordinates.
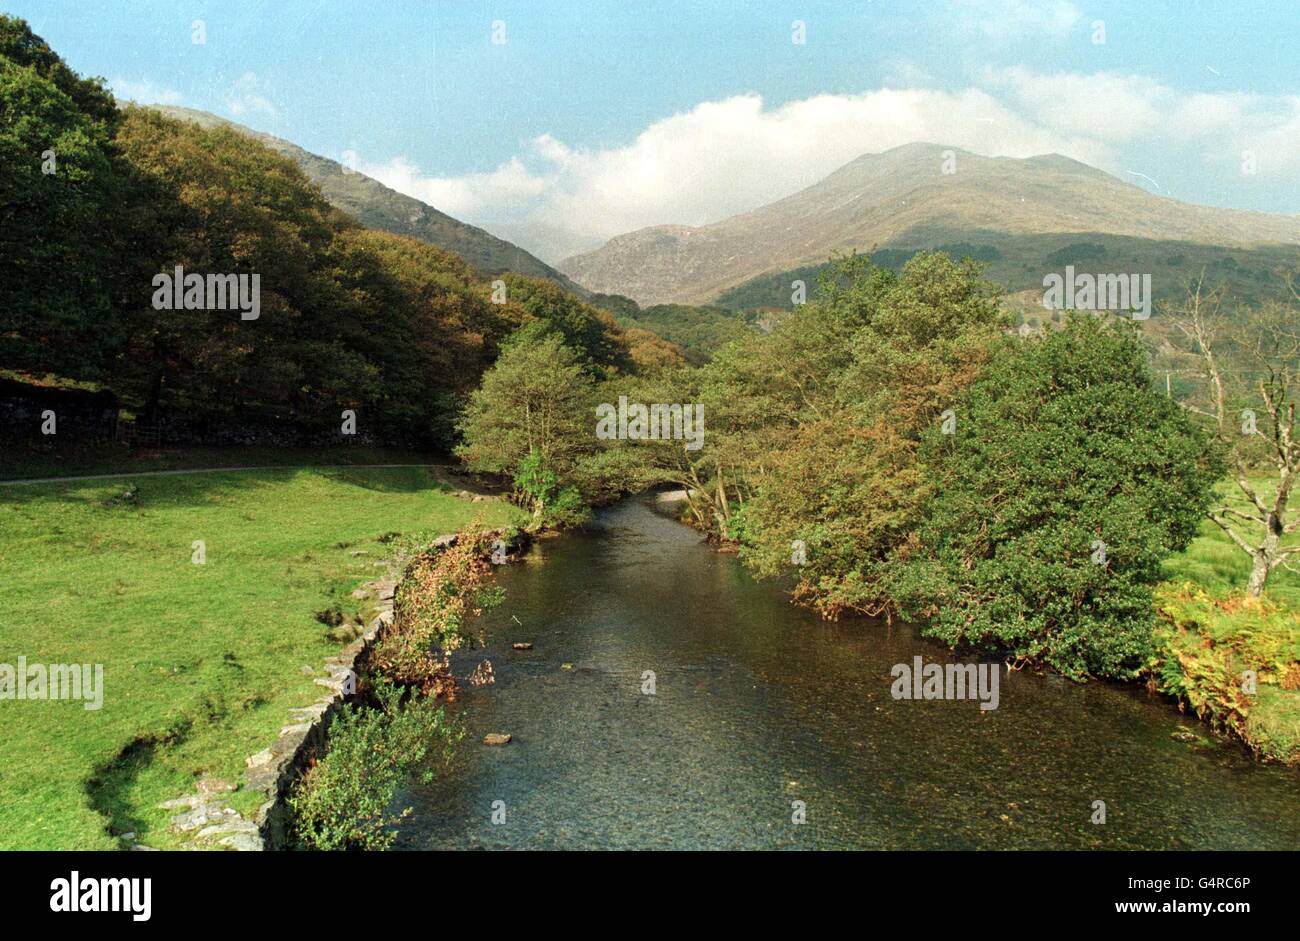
top-left (1159, 475), bottom-right (1300, 763)
top-left (0, 465), bottom-right (521, 849)
top-left (1162, 476), bottom-right (1300, 608)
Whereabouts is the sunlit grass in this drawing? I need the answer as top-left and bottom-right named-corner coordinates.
top-left (0, 466), bottom-right (521, 849)
top-left (1163, 474), bottom-right (1300, 608)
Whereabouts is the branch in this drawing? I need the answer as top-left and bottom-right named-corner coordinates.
top-left (1208, 513), bottom-right (1257, 557)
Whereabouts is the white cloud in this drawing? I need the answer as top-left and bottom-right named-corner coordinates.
top-left (109, 78), bottom-right (182, 105)
top-left (225, 71), bottom-right (278, 120)
top-left (361, 70), bottom-right (1300, 260)
top-left (985, 68), bottom-right (1300, 174)
top-left (941, 0), bottom-right (1081, 41)
top-left (360, 155), bottom-right (550, 218)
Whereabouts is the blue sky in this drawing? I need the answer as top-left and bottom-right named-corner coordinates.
top-left (9, 0), bottom-right (1300, 260)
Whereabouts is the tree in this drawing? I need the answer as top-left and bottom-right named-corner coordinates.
top-left (1170, 272), bottom-right (1300, 596)
top-left (498, 274), bottom-right (632, 376)
top-left (891, 315), bottom-right (1222, 678)
top-left (0, 19), bottom-right (125, 380)
top-left (456, 331), bottom-right (596, 524)
top-left (712, 252), bottom-right (1005, 615)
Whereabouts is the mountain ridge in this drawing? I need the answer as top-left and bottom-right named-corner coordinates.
top-left (150, 105), bottom-right (590, 296)
top-left (558, 142), bottom-right (1300, 306)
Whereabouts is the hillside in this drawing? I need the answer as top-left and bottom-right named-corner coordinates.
top-left (152, 106), bottom-right (588, 295)
top-left (559, 143), bottom-right (1300, 306)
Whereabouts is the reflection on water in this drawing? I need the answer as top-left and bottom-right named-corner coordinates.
top-left (397, 496), bottom-right (1300, 850)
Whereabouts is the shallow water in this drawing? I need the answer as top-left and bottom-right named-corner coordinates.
top-left (397, 496), bottom-right (1300, 850)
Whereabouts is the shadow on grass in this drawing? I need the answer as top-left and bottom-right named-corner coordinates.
top-left (85, 722), bottom-right (190, 848)
top-left (0, 463), bottom-right (460, 511)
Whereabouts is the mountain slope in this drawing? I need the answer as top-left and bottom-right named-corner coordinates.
top-left (151, 106), bottom-right (588, 295)
top-left (559, 143), bottom-right (1300, 306)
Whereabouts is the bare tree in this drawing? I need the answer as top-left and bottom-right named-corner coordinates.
top-left (1171, 271), bottom-right (1300, 596)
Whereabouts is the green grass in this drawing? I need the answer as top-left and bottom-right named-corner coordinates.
top-left (1157, 474), bottom-right (1300, 763)
top-left (1162, 476), bottom-right (1300, 608)
top-left (0, 465), bottom-right (522, 849)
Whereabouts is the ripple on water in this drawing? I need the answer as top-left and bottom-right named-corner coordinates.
top-left (395, 497), bottom-right (1300, 850)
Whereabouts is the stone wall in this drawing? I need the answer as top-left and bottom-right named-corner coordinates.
top-left (0, 377), bottom-right (118, 442)
top-left (159, 526), bottom-right (528, 851)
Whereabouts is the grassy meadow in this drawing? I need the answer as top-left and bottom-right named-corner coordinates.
top-left (0, 465), bottom-right (521, 849)
top-left (1162, 475), bottom-right (1300, 608)
top-left (1159, 475), bottom-right (1300, 762)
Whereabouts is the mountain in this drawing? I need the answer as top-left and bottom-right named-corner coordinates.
top-left (558, 143), bottom-right (1300, 306)
top-left (151, 106), bottom-right (588, 296)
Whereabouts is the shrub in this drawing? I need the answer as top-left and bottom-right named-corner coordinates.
top-left (1151, 581), bottom-right (1300, 762)
top-left (371, 530), bottom-right (500, 693)
top-left (890, 316), bottom-right (1222, 678)
top-left (287, 681), bottom-right (463, 851)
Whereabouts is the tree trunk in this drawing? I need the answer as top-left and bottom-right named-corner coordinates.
top-left (1246, 515), bottom-right (1281, 597)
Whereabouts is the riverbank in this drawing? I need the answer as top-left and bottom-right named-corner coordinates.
top-left (0, 466), bottom-right (521, 849)
top-left (394, 496), bottom-right (1300, 849)
top-left (657, 485), bottom-right (1300, 767)
top-left (282, 526), bottom-right (529, 850)
top-left (1152, 583), bottom-right (1300, 765)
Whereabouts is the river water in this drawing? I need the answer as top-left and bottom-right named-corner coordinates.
top-left (397, 495), bottom-right (1300, 850)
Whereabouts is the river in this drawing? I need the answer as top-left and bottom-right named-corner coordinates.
top-left (396, 495), bottom-right (1300, 850)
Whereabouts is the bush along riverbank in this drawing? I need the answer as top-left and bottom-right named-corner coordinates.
top-left (284, 527), bottom-right (525, 850)
top-left (1150, 582), bottom-right (1300, 765)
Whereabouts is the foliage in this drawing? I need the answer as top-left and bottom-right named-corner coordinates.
top-left (456, 331), bottom-right (606, 524)
top-left (0, 17), bottom-right (632, 448)
top-left (287, 680), bottom-right (463, 850)
top-left (889, 316), bottom-right (1223, 678)
top-left (618, 303), bottom-right (755, 365)
top-left (0, 17), bottom-right (124, 379)
top-left (513, 449), bottom-right (589, 528)
top-left (1151, 582), bottom-right (1300, 763)
top-left (376, 531), bottom-right (502, 692)
top-left (720, 252), bottom-right (1005, 615)
top-left (498, 274), bottom-right (632, 376)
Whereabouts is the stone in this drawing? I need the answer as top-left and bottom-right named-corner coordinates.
top-left (197, 820), bottom-right (257, 840)
top-left (299, 664), bottom-right (316, 675)
top-left (471, 495), bottom-right (489, 503)
top-left (350, 587), bottom-right (369, 600)
top-left (243, 766), bottom-right (281, 794)
top-left (219, 832), bottom-right (263, 852)
top-left (246, 748), bottom-right (275, 768)
top-left (170, 809), bottom-right (214, 832)
top-left (158, 796), bottom-right (197, 811)
top-left (196, 778), bottom-right (233, 796)
top-left (483, 733), bottom-right (512, 746)
top-left (512, 642), bottom-right (533, 650)
top-left (271, 726), bottom-right (311, 757)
